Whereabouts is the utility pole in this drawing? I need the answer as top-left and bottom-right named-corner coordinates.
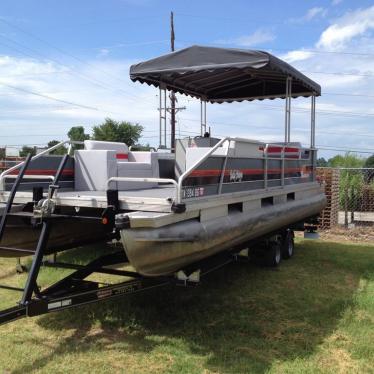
top-left (170, 11), bottom-right (176, 152)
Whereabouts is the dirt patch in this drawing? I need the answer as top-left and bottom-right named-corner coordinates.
top-left (319, 226), bottom-right (374, 244)
top-left (318, 347), bottom-right (359, 374)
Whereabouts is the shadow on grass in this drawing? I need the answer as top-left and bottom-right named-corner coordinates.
top-left (11, 240), bottom-right (374, 374)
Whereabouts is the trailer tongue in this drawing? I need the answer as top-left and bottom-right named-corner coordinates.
top-left (0, 45), bottom-right (324, 326)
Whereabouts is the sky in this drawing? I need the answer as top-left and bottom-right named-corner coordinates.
top-left (0, 0), bottom-right (373, 159)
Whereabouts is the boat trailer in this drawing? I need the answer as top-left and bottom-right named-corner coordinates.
top-left (0, 44), bottom-right (324, 326)
top-left (0, 154), bottom-right (252, 326)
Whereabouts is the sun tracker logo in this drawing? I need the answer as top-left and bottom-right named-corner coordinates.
top-left (230, 170), bottom-right (243, 182)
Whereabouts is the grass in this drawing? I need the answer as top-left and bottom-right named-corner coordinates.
top-left (0, 238), bottom-right (373, 373)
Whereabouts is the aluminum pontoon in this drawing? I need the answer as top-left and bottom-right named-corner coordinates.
top-left (0, 45), bottom-right (325, 325)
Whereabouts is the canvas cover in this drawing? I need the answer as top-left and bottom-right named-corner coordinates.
top-left (130, 45), bottom-right (321, 103)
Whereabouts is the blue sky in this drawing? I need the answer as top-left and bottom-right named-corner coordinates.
top-left (0, 0), bottom-right (373, 158)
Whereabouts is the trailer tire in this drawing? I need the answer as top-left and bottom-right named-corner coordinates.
top-left (281, 230), bottom-right (294, 259)
top-left (265, 242), bottom-right (281, 267)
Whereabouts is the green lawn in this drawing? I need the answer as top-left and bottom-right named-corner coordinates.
top-left (0, 238), bottom-right (373, 373)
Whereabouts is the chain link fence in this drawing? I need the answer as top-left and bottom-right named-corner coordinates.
top-left (317, 167), bottom-right (374, 229)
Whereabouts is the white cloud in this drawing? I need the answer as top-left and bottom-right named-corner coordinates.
top-left (281, 50), bottom-right (313, 63)
top-left (0, 55), bottom-right (160, 146)
top-left (216, 29), bottom-right (275, 47)
top-left (2, 5), bottom-right (374, 157)
top-left (97, 48), bottom-right (110, 57)
top-left (305, 7), bottom-right (328, 21)
top-left (288, 7), bottom-right (327, 24)
top-left (331, 0), bottom-right (343, 5)
top-left (317, 5), bottom-right (374, 50)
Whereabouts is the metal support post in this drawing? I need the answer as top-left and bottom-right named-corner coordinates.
top-left (218, 140), bottom-right (230, 194)
top-left (284, 77), bottom-right (292, 143)
top-left (159, 87), bottom-right (162, 147)
top-left (310, 95), bottom-right (316, 181)
top-left (281, 146), bottom-right (285, 187)
top-left (20, 221), bottom-right (51, 305)
top-left (164, 90), bottom-right (167, 148)
top-left (264, 145), bottom-right (268, 189)
top-left (310, 95), bottom-right (316, 148)
top-left (200, 99), bottom-right (207, 136)
top-left (0, 153), bottom-right (32, 241)
top-left (158, 88), bottom-right (167, 149)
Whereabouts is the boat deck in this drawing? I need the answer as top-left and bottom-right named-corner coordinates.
top-left (0, 186), bottom-right (177, 213)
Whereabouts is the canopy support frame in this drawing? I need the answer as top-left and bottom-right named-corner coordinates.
top-left (200, 99), bottom-right (207, 136)
top-left (159, 87), bottom-right (167, 149)
top-left (310, 95), bottom-right (316, 148)
top-left (284, 76), bottom-right (292, 143)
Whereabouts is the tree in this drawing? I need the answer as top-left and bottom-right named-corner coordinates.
top-left (364, 154), bottom-right (374, 183)
top-left (47, 140), bottom-right (67, 155)
top-left (364, 154), bottom-right (374, 168)
top-left (328, 153), bottom-right (365, 168)
top-left (92, 118), bottom-right (143, 146)
top-left (316, 157), bottom-right (328, 167)
top-left (68, 126), bottom-right (90, 150)
top-left (0, 148), bottom-right (5, 159)
top-left (68, 126), bottom-right (90, 142)
top-left (328, 153), bottom-right (365, 227)
top-left (130, 143), bottom-right (153, 151)
top-left (19, 146), bottom-right (37, 157)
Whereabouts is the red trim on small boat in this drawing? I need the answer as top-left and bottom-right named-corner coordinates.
top-left (116, 153), bottom-right (128, 160)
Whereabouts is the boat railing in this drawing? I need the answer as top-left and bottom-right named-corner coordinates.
top-left (107, 177), bottom-right (178, 189)
top-left (0, 140), bottom-right (83, 191)
top-left (177, 137), bottom-right (316, 204)
top-left (0, 137), bottom-right (316, 208)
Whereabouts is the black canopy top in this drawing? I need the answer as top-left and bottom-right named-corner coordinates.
top-left (130, 45), bottom-right (321, 103)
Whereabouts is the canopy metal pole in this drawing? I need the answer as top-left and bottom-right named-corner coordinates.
top-left (310, 95), bottom-right (316, 148)
top-left (164, 90), bottom-right (167, 148)
top-left (200, 99), bottom-right (207, 136)
top-left (284, 78), bottom-right (289, 143)
top-left (200, 99), bottom-right (203, 136)
top-left (284, 77), bottom-right (292, 143)
top-left (159, 88), bottom-right (167, 149)
top-left (289, 84), bottom-right (292, 141)
top-left (159, 88), bottom-right (162, 148)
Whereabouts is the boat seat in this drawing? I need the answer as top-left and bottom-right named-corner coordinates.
top-left (117, 152), bottom-right (159, 190)
top-left (75, 145), bottom-right (159, 191)
top-left (84, 140), bottom-right (129, 161)
top-left (75, 150), bottom-right (117, 191)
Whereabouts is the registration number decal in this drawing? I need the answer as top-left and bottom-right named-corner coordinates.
top-left (182, 187), bottom-right (205, 199)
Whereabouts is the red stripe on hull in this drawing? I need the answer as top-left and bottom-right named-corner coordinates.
top-left (9, 169), bottom-right (74, 176)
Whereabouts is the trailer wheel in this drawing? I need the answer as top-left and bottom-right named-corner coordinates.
top-left (265, 242), bottom-right (281, 267)
top-left (281, 230), bottom-right (294, 259)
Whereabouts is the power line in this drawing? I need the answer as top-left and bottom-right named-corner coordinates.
top-left (324, 92), bottom-right (374, 99)
top-left (98, 40), bottom-right (169, 51)
top-left (0, 82), bottom-right (99, 110)
top-left (254, 103), bottom-right (374, 119)
top-left (0, 19), bottom-right (156, 105)
top-left (179, 117), bottom-right (374, 138)
top-left (316, 146), bottom-right (374, 154)
top-left (0, 34), bottom-right (153, 107)
top-left (303, 70), bottom-right (374, 78)
top-left (174, 13), bottom-right (374, 59)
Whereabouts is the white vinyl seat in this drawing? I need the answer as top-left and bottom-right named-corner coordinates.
top-left (84, 140), bottom-right (129, 161)
top-left (75, 142), bottom-right (159, 191)
top-left (75, 150), bottom-right (117, 191)
top-left (117, 152), bottom-right (159, 190)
